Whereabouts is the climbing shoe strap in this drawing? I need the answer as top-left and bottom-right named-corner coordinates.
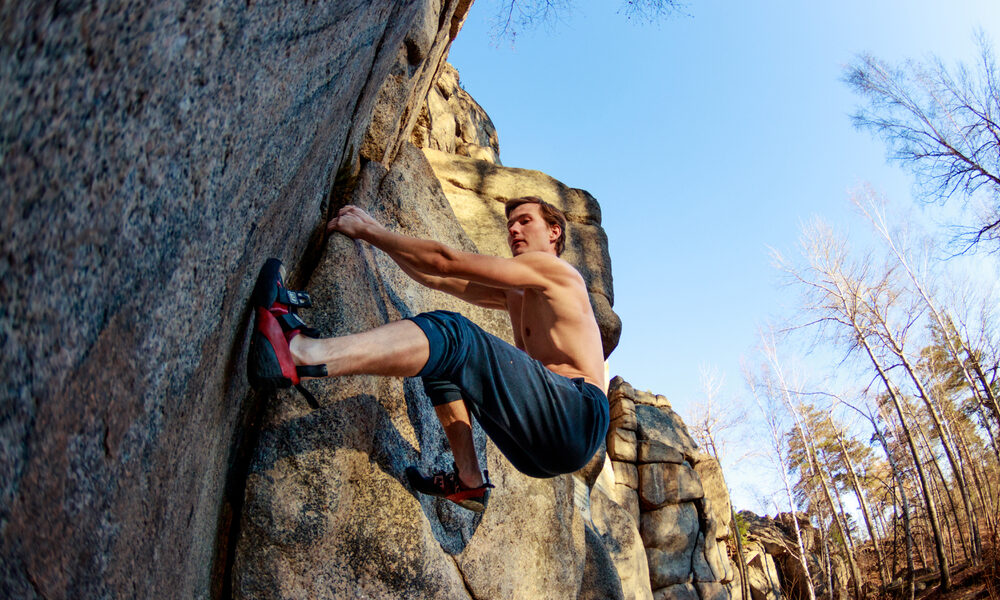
top-left (277, 287), bottom-right (312, 308)
top-left (296, 364), bottom-right (328, 378)
top-left (277, 312), bottom-right (318, 336)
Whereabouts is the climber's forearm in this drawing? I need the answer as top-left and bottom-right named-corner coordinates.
top-left (380, 236), bottom-right (508, 310)
top-left (328, 205), bottom-right (507, 308)
top-left (328, 205), bottom-right (452, 276)
top-left (327, 205), bottom-right (507, 308)
top-left (359, 224), bottom-right (457, 278)
top-left (388, 251), bottom-right (454, 290)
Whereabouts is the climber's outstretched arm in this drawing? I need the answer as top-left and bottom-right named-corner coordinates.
top-left (327, 205), bottom-right (509, 310)
top-left (387, 254), bottom-right (508, 310)
top-left (329, 205), bottom-right (562, 289)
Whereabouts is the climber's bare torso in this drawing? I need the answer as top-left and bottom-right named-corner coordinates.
top-left (503, 267), bottom-right (605, 390)
top-left (443, 202), bottom-right (606, 391)
top-left (499, 202), bottom-right (605, 390)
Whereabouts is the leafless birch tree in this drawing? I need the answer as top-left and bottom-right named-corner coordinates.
top-left (745, 357), bottom-right (818, 600)
top-left (846, 33), bottom-right (1000, 250)
top-left (854, 189), bottom-right (986, 559)
top-left (774, 221), bottom-right (952, 589)
top-left (690, 365), bottom-right (751, 600)
top-left (829, 417), bottom-right (890, 588)
top-left (758, 334), bottom-right (866, 600)
top-left (854, 187), bottom-right (1000, 440)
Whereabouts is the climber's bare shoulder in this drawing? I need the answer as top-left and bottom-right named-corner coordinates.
top-left (503, 254), bottom-right (606, 391)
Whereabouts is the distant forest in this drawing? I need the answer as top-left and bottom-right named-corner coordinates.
top-left (690, 35), bottom-right (1000, 600)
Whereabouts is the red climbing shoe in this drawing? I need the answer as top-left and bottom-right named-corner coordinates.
top-left (405, 464), bottom-right (495, 512)
top-left (247, 258), bottom-right (326, 407)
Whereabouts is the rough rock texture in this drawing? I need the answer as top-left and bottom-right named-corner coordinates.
top-left (592, 458), bottom-right (653, 600)
top-left (698, 582), bottom-right (732, 600)
top-left (639, 440), bottom-right (686, 464)
top-left (635, 404), bottom-right (699, 456)
top-left (693, 533), bottom-right (735, 583)
top-left (580, 524), bottom-right (628, 600)
top-left (614, 461), bottom-right (640, 489)
top-left (745, 548), bottom-right (783, 600)
top-left (1, 2), bottom-right (726, 599)
top-left (739, 511), bottom-right (849, 600)
top-left (728, 566), bottom-right (745, 600)
top-left (642, 505), bottom-right (700, 586)
top-left (1, 1), bottom-right (471, 597)
top-left (603, 377), bottom-right (737, 600)
top-left (695, 459), bottom-right (732, 539)
top-left (412, 62), bottom-right (500, 164)
top-left (638, 462), bottom-right (704, 509)
top-left (655, 582), bottom-right (701, 600)
top-left (611, 429), bottom-right (641, 462)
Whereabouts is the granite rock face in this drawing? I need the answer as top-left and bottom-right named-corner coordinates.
top-left (1, 0), bottom-right (470, 597)
top-left (638, 461), bottom-right (704, 509)
top-left (412, 62), bottom-right (501, 164)
top-left (593, 455), bottom-right (654, 600)
top-left (2, 3), bottom-right (725, 600)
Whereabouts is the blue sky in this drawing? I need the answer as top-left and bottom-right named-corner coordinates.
top-left (449, 0), bottom-right (1000, 511)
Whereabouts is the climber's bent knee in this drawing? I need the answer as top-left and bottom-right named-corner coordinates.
top-left (406, 310), bottom-right (477, 379)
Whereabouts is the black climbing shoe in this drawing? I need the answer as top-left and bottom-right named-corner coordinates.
top-left (247, 258), bottom-right (327, 408)
top-left (405, 464), bottom-right (494, 512)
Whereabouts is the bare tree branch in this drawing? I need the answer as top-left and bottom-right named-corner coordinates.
top-left (846, 33), bottom-right (1000, 251)
top-left (488, 0), bottom-right (684, 42)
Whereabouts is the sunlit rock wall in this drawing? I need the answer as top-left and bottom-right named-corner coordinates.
top-left (412, 62), bottom-right (501, 165)
top-left (739, 511), bottom-right (849, 600)
top-left (603, 377), bottom-right (739, 600)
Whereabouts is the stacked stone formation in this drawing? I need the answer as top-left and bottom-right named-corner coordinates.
top-left (605, 378), bottom-right (738, 600)
top-left (738, 511), bottom-right (849, 600)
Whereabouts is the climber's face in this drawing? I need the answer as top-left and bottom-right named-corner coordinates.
top-left (506, 203), bottom-right (561, 256)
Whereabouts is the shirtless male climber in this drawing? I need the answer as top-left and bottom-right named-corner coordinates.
top-left (247, 196), bottom-right (609, 512)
